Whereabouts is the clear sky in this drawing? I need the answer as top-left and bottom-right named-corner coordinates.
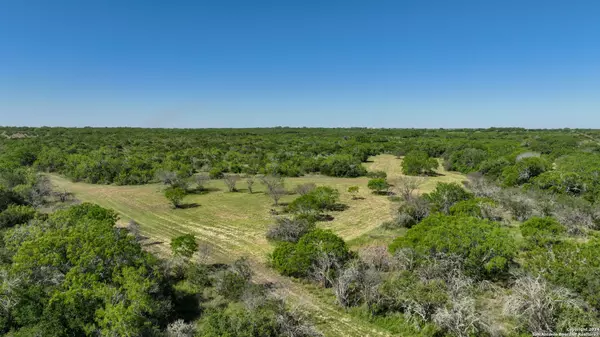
top-left (1, 0), bottom-right (599, 128)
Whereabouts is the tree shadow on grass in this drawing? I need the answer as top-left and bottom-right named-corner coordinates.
top-left (190, 187), bottom-right (221, 194)
top-left (316, 214), bottom-right (335, 222)
top-left (177, 203), bottom-right (200, 209)
top-left (329, 203), bottom-right (349, 212)
top-left (142, 240), bottom-right (164, 247)
top-left (371, 191), bottom-right (390, 196)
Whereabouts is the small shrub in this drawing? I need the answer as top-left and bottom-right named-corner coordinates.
top-left (347, 186), bottom-right (360, 199)
top-left (366, 171), bottom-right (387, 179)
top-left (503, 276), bottom-right (596, 333)
top-left (394, 197), bottom-right (431, 228)
top-left (223, 174), bottom-right (240, 192)
top-left (287, 186), bottom-right (340, 213)
top-left (194, 174), bottom-right (210, 191)
top-left (295, 183), bottom-right (317, 196)
top-left (390, 176), bottom-right (423, 201)
top-left (367, 178), bottom-right (389, 195)
top-left (165, 186), bottom-right (186, 208)
top-left (449, 198), bottom-right (496, 219)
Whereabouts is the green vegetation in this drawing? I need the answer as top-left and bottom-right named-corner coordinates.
top-left (423, 182), bottom-right (473, 214)
top-left (367, 178), bottom-right (389, 194)
top-left (402, 151), bottom-right (439, 175)
top-left (287, 186), bottom-right (340, 214)
top-left (171, 233), bottom-right (199, 258)
top-left (389, 214), bottom-right (517, 279)
top-left (2, 126), bottom-right (600, 336)
top-left (271, 229), bottom-right (350, 279)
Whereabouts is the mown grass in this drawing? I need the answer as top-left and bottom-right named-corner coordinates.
top-left (49, 154), bottom-right (465, 337)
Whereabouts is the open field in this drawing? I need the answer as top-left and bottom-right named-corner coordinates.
top-left (49, 154), bottom-right (465, 337)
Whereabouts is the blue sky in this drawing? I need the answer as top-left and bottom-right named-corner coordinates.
top-left (1, 0), bottom-right (599, 128)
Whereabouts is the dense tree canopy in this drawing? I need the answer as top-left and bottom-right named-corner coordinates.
top-left (389, 214), bottom-right (517, 279)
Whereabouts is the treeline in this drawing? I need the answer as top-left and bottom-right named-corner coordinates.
top-left (2, 127), bottom-right (598, 190)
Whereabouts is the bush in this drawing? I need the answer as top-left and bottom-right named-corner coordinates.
top-left (520, 217), bottom-right (565, 247)
top-left (214, 267), bottom-right (251, 301)
top-left (271, 229), bottom-right (350, 278)
top-left (449, 198), bottom-right (495, 218)
top-left (394, 197), bottom-right (431, 228)
top-left (366, 170), bottom-right (387, 179)
top-left (319, 154), bottom-right (367, 177)
top-left (0, 204), bottom-right (36, 229)
top-left (266, 217), bottom-right (315, 243)
top-left (367, 178), bottom-right (389, 194)
top-left (378, 271), bottom-right (449, 323)
top-left (423, 182), bottom-right (473, 214)
top-left (531, 171), bottom-right (586, 196)
top-left (287, 186), bottom-right (340, 213)
top-left (209, 166), bottom-right (226, 179)
top-left (165, 187), bottom-right (186, 208)
top-left (446, 148), bottom-right (488, 173)
top-left (347, 186), bottom-right (359, 199)
top-left (503, 276), bottom-right (598, 333)
top-left (223, 174), bottom-right (241, 192)
top-left (498, 190), bottom-right (538, 221)
top-left (171, 234), bottom-right (198, 258)
top-left (389, 215), bottom-right (516, 280)
top-left (479, 157), bottom-right (511, 180)
top-left (502, 157), bottom-right (547, 186)
top-left (524, 238), bottom-right (600, 311)
top-left (402, 151), bottom-right (439, 176)
top-left (295, 183), bottom-right (316, 196)
top-left (0, 188), bottom-right (27, 212)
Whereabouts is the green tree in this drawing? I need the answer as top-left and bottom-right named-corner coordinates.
top-left (367, 178), bottom-right (389, 194)
top-left (401, 151), bottom-right (439, 176)
top-left (271, 229), bottom-right (350, 278)
top-left (4, 203), bottom-right (169, 336)
top-left (501, 157), bottom-right (547, 186)
top-left (423, 182), bottom-right (473, 214)
top-left (446, 148), bottom-right (488, 173)
top-left (319, 154), bottom-right (367, 177)
top-left (165, 187), bottom-right (186, 208)
top-left (0, 204), bottom-right (36, 229)
top-left (170, 234), bottom-right (199, 259)
top-left (287, 186), bottom-right (340, 213)
top-left (389, 214), bottom-right (516, 279)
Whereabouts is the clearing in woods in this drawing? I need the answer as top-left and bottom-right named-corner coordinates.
top-left (49, 154), bottom-right (465, 337)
